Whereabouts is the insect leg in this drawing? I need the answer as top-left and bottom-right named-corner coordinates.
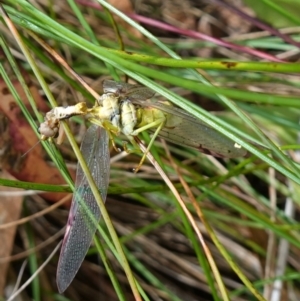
top-left (131, 118), bottom-right (165, 135)
top-left (132, 118), bottom-right (165, 173)
top-left (88, 117), bottom-right (121, 152)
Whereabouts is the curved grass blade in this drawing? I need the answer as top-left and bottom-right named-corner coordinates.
top-left (56, 125), bottom-right (110, 293)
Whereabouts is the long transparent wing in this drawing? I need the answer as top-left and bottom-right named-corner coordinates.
top-left (56, 125), bottom-right (110, 293)
top-left (103, 80), bottom-right (155, 101)
top-left (139, 101), bottom-right (247, 158)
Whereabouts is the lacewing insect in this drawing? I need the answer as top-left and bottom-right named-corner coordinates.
top-left (39, 80), bottom-right (246, 292)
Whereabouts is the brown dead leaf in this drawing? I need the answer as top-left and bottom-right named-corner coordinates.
top-left (0, 80), bottom-right (75, 203)
top-left (0, 171), bottom-right (23, 295)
